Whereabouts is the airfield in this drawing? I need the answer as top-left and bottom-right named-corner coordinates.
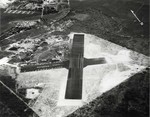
top-left (15, 33), bottom-right (149, 117)
top-left (0, 0), bottom-right (149, 117)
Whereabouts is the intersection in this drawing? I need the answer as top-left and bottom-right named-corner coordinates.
top-left (15, 33), bottom-right (149, 117)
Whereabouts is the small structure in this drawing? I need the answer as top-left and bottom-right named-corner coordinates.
top-left (26, 88), bottom-right (41, 99)
top-left (42, 0), bottom-right (70, 14)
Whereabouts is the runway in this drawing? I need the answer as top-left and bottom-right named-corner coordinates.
top-left (65, 34), bottom-right (84, 99)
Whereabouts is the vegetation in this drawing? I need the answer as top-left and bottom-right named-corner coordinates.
top-left (0, 51), bottom-right (13, 59)
top-left (68, 68), bottom-right (149, 117)
top-left (65, 6), bottom-right (149, 56)
top-left (0, 75), bottom-right (18, 117)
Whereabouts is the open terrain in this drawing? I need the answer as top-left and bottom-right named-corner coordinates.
top-left (0, 0), bottom-right (149, 117)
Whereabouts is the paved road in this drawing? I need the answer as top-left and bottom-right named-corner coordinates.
top-left (65, 34), bottom-right (84, 99)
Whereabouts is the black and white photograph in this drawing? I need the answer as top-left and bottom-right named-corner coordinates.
top-left (0, 0), bottom-right (149, 117)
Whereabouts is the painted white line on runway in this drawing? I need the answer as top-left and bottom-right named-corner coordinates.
top-left (27, 11), bottom-right (31, 14)
top-left (15, 10), bottom-right (20, 14)
top-left (12, 10), bottom-right (17, 14)
top-left (6, 10), bottom-right (10, 13)
top-left (7, 10), bottom-right (12, 13)
top-left (17, 11), bottom-right (22, 14)
top-left (4, 10), bottom-right (8, 13)
top-left (4, 9), bottom-right (9, 13)
top-left (21, 11), bottom-right (26, 14)
top-left (11, 10), bottom-right (15, 14)
top-left (10, 10), bottom-right (14, 14)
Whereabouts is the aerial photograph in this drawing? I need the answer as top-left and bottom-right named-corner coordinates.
top-left (0, 0), bottom-right (149, 117)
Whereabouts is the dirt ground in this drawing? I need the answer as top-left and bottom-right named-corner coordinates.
top-left (0, 0), bottom-right (149, 117)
